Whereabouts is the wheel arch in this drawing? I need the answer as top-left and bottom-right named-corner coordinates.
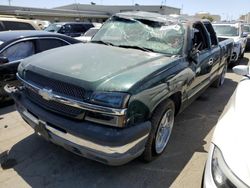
top-left (150, 91), bottom-right (182, 118)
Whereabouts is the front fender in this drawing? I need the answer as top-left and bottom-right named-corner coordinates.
top-left (126, 60), bottom-right (191, 124)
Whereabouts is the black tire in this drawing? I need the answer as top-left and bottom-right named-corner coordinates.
top-left (142, 98), bottom-right (175, 162)
top-left (228, 60), bottom-right (239, 68)
top-left (211, 64), bottom-right (227, 88)
top-left (240, 50), bottom-right (245, 59)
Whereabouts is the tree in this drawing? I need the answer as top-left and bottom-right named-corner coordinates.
top-left (202, 16), bottom-right (214, 22)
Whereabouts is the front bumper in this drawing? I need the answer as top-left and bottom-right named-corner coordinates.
top-left (10, 89), bottom-right (151, 166)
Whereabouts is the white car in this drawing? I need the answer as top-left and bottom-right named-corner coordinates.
top-left (75, 27), bottom-right (100, 43)
top-left (203, 65), bottom-right (250, 187)
top-left (213, 23), bottom-right (247, 64)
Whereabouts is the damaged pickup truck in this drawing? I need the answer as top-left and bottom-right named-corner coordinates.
top-left (6, 12), bottom-right (233, 165)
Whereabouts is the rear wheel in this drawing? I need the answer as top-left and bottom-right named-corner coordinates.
top-left (142, 99), bottom-right (175, 162)
top-left (211, 64), bottom-right (227, 88)
top-left (240, 50), bottom-right (245, 59)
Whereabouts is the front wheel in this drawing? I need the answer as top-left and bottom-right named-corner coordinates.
top-left (142, 99), bottom-right (175, 162)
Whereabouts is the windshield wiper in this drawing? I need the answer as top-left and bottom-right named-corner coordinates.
top-left (91, 40), bottom-right (114, 46)
top-left (117, 45), bottom-right (155, 52)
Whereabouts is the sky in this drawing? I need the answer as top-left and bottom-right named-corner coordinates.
top-left (0, 0), bottom-right (249, 20)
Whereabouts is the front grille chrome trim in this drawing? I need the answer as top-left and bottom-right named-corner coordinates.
top-left (17, 73), bottom-right (127, 116)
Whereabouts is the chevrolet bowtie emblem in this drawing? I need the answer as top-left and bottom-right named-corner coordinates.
top-left (38, 88), bottom-right (53, 101)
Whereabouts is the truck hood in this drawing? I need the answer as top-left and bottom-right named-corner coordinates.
top-left (212, 78), bottom-right (250, 186)
top-left (20, 43), bottom-right (174, 92)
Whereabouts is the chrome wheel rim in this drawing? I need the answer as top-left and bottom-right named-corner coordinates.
top-left (155, 109), bottom-right (174, 154)
top-left (220, 65), bottom-right (227, 85)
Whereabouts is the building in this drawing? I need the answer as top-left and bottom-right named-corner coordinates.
top-left (240, 13), bottom-right (250, 23)
top-left (0, 4), bottom-right (180, 23)
top-left (194, 12), bottom-right (221, 22)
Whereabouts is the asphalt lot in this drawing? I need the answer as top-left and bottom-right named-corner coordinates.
top-left (0, 54), bottom-right (249, 188)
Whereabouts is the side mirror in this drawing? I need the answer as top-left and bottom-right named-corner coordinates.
top-left (189, 48), bottom-right (200, 64)
top-left (242, 32), bottom-right (248, 38)
top-left (233, 65), bottom-right (249, 76)
top-left (0, 56), bottom-right (9, 65)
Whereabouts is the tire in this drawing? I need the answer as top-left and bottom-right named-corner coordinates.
top-left (228, 59), bottom-right (239, 68)
top-left (211, 64), bottom-right (227, 88)
top-left (240, 50), bottom-right (245, 59)
top-left (142, 99), bottom-right (175, 162)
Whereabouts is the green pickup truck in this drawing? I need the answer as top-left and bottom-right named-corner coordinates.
top-left (6, 12), bottom-right (233, 165)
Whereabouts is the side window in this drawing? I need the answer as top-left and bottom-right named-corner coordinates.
top-left (58, 25), bottom-right (71, 34)
top-left (3, 21), bottom-right (35, 30)
top-left (0, 41), bottom-right (35, 62)
top-left (204, 23), bottom-right (218, 47)
top-left (36, 39), bottom-right (69, 52)
top-left (71, 24), bottom-right (86, 33)
top-left (193, 23), bottom-right (209, 51)
top-left (83, 24), bottom-right (93, 32)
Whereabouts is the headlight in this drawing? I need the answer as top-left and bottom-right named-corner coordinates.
top-left (211, 146), bottom-right (247, 188)
top-left (90, 91), bottom-right (130, 108)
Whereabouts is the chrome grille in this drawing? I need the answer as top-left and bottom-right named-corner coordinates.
top-left (25, 88), bottom-right (85, 119)
top-left (25, 71), bottom-right (85, 101)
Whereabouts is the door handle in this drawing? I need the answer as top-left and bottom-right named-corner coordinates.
top-left (208, 58), bottom-right (214, 66)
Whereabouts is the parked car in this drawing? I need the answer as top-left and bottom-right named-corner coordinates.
top-left (203, 65), bottom-right (250, 188)
top-left (6, 11), bottom-right (233, 165)
top-left (0, 17), bottom-right (40, 31)
top-left (75, 26), bottom-right (100, 42)
top-left (243, 24), bottom-right (250, 51)
top-left (213, 22), bottom-right (247, 66)
top-left (0, 30), bottom-right (81, 103)
top-left (44, 22), bottom-right (94, 37)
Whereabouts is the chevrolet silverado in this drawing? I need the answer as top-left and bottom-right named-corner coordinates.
top-left (6, 12), bottom-right (233, 165)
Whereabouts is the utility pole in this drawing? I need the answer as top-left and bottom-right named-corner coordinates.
top-left (8, 0), bottom-right (11, 6)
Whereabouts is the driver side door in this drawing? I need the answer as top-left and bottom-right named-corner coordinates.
top-left (187, 22), bottom-right (214, 99)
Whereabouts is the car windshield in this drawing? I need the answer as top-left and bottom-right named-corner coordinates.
top-left (213, 25), bottom-right (239, 37)
top-left (92, 16), bottom-right (185, 55)
top-left (84, 28), bottom-right (99, 37)
top-left (44, 23), bottom-right (62, 32)
top-left (244, 25), bottom-right (250, 33)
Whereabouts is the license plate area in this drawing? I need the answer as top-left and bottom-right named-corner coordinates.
top-left (34, 120), bottom-right (50, 140)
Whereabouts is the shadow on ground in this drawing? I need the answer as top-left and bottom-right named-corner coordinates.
top-left (239, 56), bottom-right (249, 66)
top-left (227, 56), bottom-right (249, 73)
top-left (0, 103), bottom-right (15, 116)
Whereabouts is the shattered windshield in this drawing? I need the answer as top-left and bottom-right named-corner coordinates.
top-left (213, 25), bottom-right (240, 37)
top-left (92, 16), bottom-right (185, 55)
